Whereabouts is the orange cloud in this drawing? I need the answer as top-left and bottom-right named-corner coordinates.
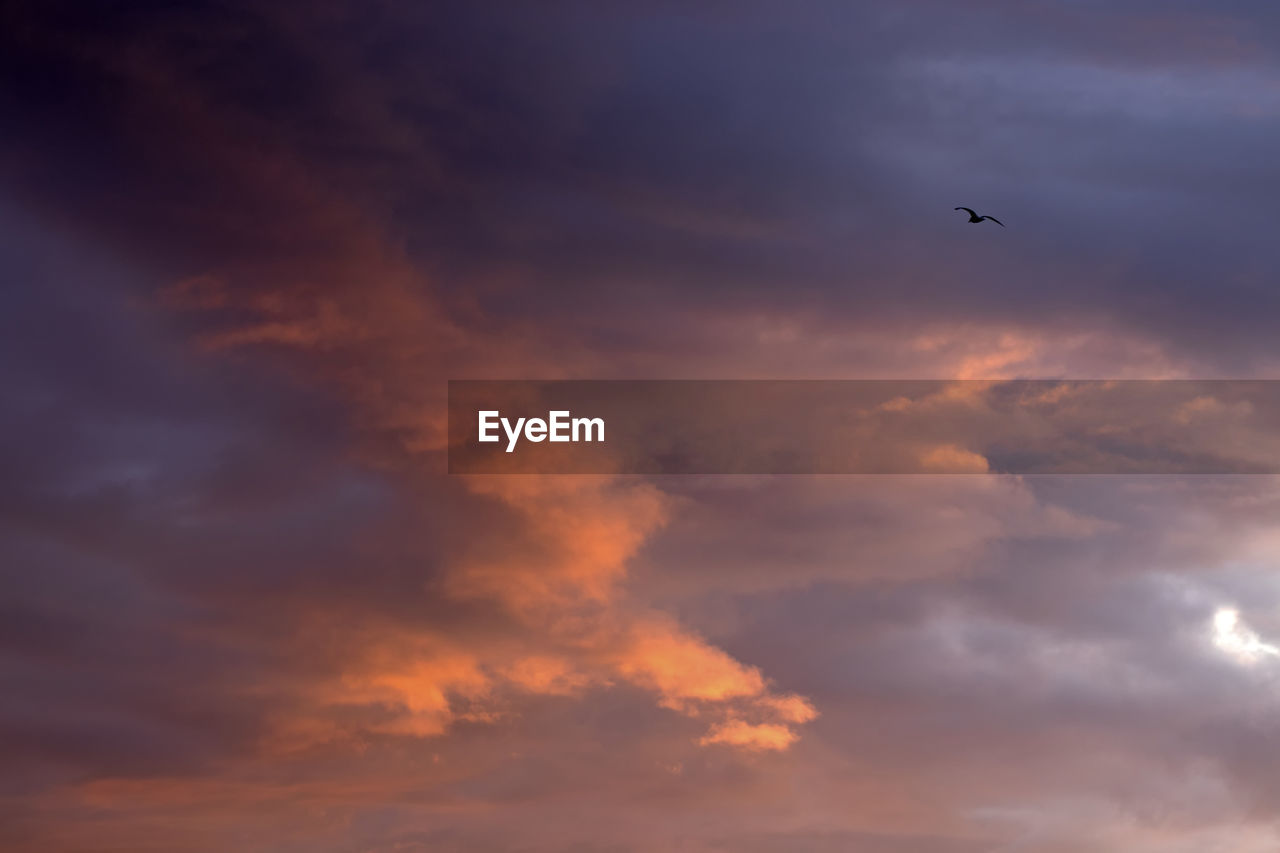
top-left (501, 655), bottom-right (595, 696)
top-left (757, 693), bottom-right (820, 724)
top-left (136, 57), bottom-right (829, 756)
top-left (612, 615), bottom-right (768, 711)
top-left (920, 443), bottom-right (991, 473)
top-left (699, 720), bottom-right (800, 751)
top-left (454, 475), bottom-right (670, 610)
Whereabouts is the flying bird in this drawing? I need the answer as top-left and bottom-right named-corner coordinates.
top-left (955, 207), bottom-right (1004, 226)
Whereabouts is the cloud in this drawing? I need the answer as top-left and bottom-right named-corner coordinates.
top-left (1212, 607), bottom-right (1280, 665)
top-left (919, 443), bottom-right (991, 473)
top-left (10, 1), bottom-right (1280, 851)
top-left (699, 720), bottom-right (799, 752)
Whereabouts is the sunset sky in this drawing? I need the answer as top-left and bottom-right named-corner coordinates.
top-left (6, 2), bottom-right (1280, 851)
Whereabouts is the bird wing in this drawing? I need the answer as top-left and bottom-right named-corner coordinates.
top-left (982, 216), bottom-right (1004, 226)
top-left (954, 207), bottom-right (976, 216)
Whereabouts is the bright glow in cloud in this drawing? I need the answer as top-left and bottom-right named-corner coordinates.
top-left (1212, 607), bottom-right (1279, 665)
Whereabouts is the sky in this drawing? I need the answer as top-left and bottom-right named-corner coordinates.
top-left (5, 1), bottom-right (1280, 850)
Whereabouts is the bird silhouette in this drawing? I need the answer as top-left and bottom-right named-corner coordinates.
top-left (955, 207), bottom-right (1004, 226)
